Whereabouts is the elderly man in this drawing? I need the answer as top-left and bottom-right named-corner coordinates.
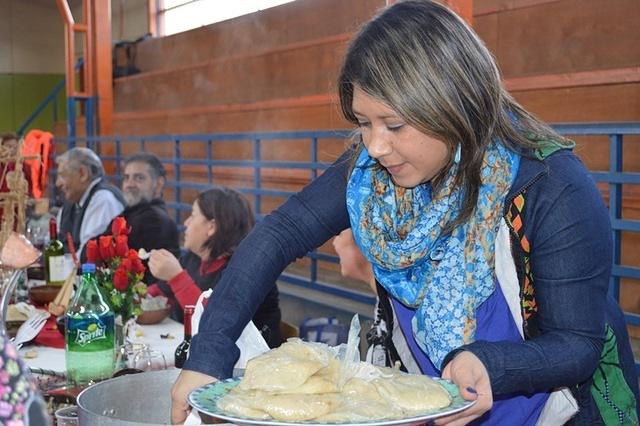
top-left (56, 147), bottom-right (125, 254)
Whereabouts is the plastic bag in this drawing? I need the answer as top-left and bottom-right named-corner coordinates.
top-left (192, 289), bottom-right (269, 369)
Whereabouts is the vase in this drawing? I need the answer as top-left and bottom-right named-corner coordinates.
top-left (115, 316), bottom-right (135, 347)
top-left (115, 322), bottom-right (125, 348)
top-left (114, 319), bottom-right (125, 371)
top-left (114, 317), bottom-right (135, 371)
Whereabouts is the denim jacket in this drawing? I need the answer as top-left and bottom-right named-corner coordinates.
top-left (457, 149), bottom-right (639, 423)
top-left (186, 148), bottom-right (638, 422)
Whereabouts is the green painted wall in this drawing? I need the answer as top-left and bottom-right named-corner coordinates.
top-left (0, 73), bottom-right (66, 135)
top-left (0, 75), bottom-right (14, 133)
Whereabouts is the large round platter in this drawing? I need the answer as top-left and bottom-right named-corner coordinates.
top-left (188, 377), bottom-right (475, 426)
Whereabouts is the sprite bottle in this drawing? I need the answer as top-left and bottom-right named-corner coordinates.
top-left (65, 263), bottom-right (115, 386)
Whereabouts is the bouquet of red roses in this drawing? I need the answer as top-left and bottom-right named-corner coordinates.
top-left (85, 217), bottom-right (147, 322)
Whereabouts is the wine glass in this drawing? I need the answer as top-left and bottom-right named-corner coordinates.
top-left (132, 348), bottom-right (167, 371)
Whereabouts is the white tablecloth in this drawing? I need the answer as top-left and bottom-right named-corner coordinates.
top-left (19, 317), bottom-right (184, 373)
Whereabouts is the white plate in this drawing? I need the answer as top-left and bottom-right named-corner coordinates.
top-left (188, 377), bottom-right (475, 426)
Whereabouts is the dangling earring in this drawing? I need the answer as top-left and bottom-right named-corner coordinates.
top-left (454, 144), bottom-right (461, 164)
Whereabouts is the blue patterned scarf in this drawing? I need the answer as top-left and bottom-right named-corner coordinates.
top-left (347, 141), bottom-right (520, 368)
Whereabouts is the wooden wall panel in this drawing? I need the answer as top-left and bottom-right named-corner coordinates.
top-left (476, 0), bottom-right (640, 78)
top-left (135, 0), bottom-right (383, 72)
top-left (511, 83), bottom-right (640, 122)
top-left (473, 11), bottom-right (498, 52)
top-left (113, 102), bottom-right (349, 134)
top-left (115, 40), bottom-right (348, 112)
top-left (474, 0), bottom-right (562, 16)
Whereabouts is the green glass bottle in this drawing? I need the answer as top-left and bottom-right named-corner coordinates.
top-left (44, 217), bottom-right (65, 286)
top-left (65, 263), bottom-right (115, 386)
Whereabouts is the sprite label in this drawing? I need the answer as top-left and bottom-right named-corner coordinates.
top-left (66, 314), bottom-right (115, 350)
top-left (75, 320), bottom-right (107, 346)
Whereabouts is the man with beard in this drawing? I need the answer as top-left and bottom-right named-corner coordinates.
top-left (95, 153), bottom-right (180, 281)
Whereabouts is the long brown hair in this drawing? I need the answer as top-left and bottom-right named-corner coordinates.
top-left (339, 0), bottom-right (569, 227)
top-left (196, 186), bottom-right (254, 260)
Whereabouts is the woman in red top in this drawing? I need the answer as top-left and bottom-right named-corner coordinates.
top-left (147, 187), bottom-right (282, 348)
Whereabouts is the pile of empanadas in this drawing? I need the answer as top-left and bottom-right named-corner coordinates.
top-left (217, 339), bottom-right (452, 422)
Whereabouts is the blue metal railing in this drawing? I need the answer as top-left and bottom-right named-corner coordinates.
top-left (54, 124), bottom-right (640, 364)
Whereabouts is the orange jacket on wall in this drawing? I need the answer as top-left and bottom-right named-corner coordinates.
top-left (22, 129), bottom-right (54, 199)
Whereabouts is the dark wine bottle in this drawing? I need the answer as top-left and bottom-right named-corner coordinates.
top-left (44, 217), bottom-right (65, 286)
top-left (174, 305), bottom-right (195, 368)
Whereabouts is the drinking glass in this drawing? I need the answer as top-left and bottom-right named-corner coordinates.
top-left (116, 342), bottom-right (149, 370)
top-left (55, 405), bottom-right (79, 426)
top-left (132, 348), bottom-right (167, 371)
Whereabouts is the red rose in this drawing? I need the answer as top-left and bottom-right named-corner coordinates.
top-left (98, 236), bottom-right (115, 260)
top-left (113, 266), bottom-right (129, 291)
top-left (86, 239), bottom-right (101, 263)
top-left (133, 258), bottom-right (145, 274)
top-left (111, 216), bottom-right (131, 237)
top-left (115, 235), bottom-right (129, 257)
top-left (127, 249), bottom-right (139, 262)
top-left (120, 258), bottom-right (133, 272)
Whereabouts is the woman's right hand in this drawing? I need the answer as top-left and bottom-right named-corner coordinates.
top-left (148, 249), bottom-right (183, 281)
top-left (171, 369), bottom-right (217, 424)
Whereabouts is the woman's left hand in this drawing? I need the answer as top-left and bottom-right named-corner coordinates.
top-left (435, 351), bottom-right (493, 425)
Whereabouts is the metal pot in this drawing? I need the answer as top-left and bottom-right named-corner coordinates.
top-left (77, 369), bottom-right (179, 425)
